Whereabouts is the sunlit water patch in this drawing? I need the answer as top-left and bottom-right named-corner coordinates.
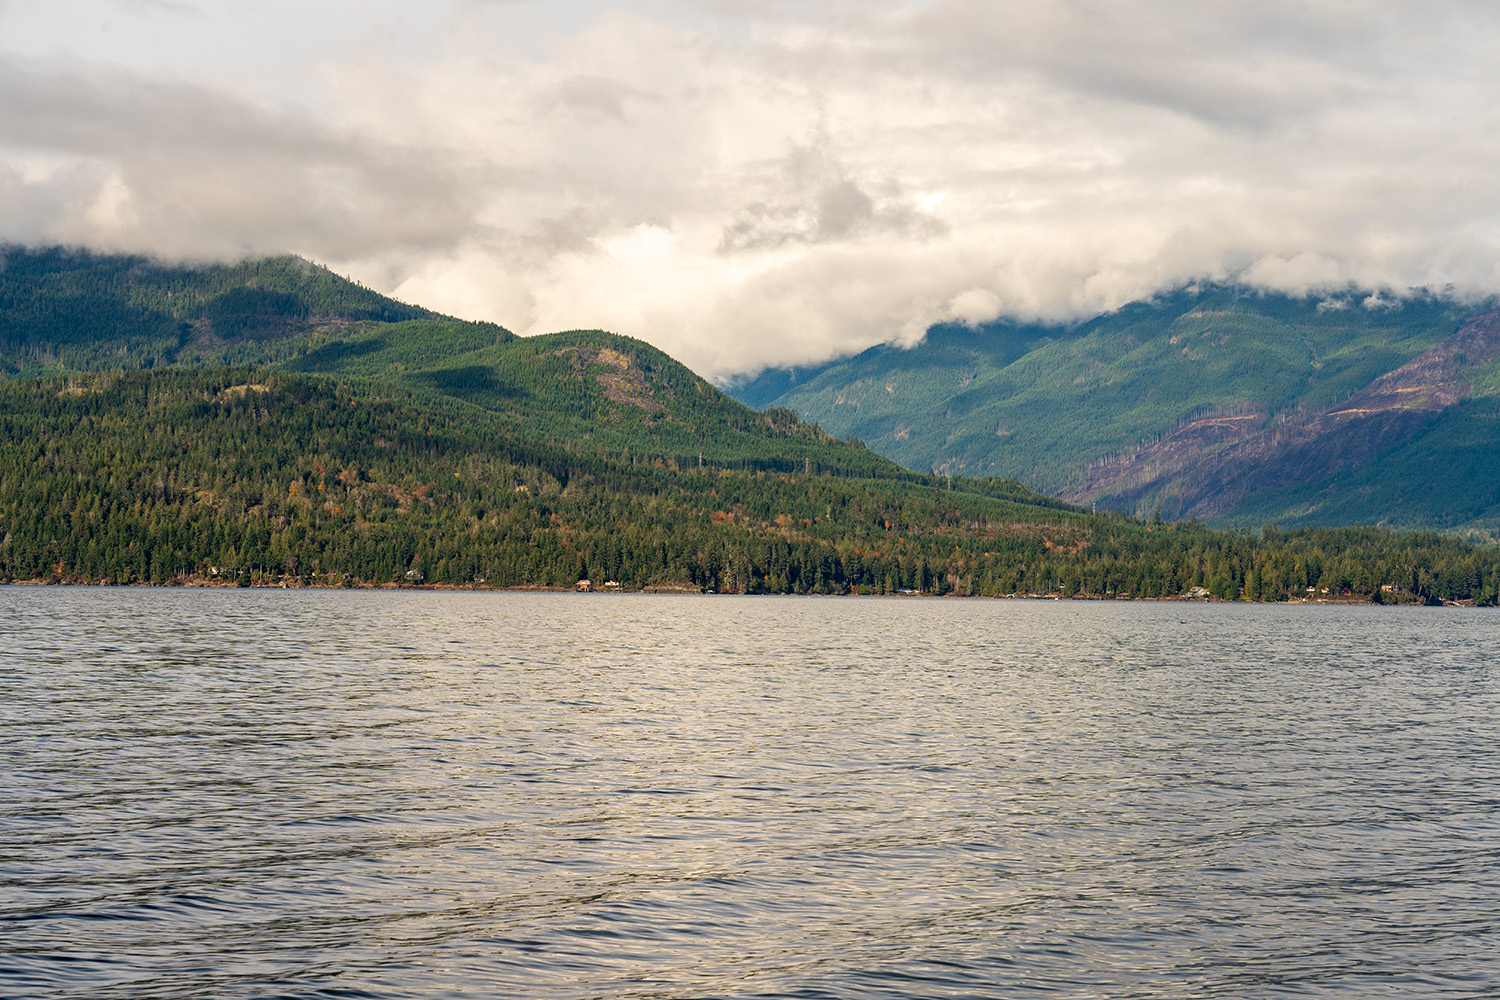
top-left (3, 589), bottom-right (1499, 998)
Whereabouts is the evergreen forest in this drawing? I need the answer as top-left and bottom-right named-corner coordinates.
top-left (2, 245), bottom-right (1498, 604)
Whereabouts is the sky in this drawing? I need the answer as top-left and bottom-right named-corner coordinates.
top-left (3, 0), bottom-right (1500, 381)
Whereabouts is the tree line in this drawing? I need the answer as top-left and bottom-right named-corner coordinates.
top-left (1, 367), bottom-right (1495, 604)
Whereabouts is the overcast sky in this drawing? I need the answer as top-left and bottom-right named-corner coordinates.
top-left (3, 0), bottom-right (1499, 380)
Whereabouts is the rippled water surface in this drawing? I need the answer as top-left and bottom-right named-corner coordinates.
top-left (4, 589), bottom-right (1500, 999)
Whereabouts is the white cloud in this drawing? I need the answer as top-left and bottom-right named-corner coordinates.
top-left (946, 288), bottom-right (1002, 327)
top-left (1240, 253), bottom-right (1349, 294)
top-left (3, 1), bottom-right (1500, 380)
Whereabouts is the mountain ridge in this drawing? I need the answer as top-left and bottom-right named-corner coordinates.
top-left (2, 244), bottom-right (1498, 603)
top-left (1075, 309), bottom-right (1500, 522)
top-left (731, 283), bottom-right (1500, 533)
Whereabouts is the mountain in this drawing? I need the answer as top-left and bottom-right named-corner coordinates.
top-left (0, 244), bottom-right (1036, 485)
top-left (0, 244), bottom-right (462, 375)
top-left (2, 244), bottom-right (1497, 603)
top-left (0, 365), bottom-right (1086, 594)
top-left (6, 363), bottom-right (1496, 603)
top-left (730, 284), bottom-right (1500, 534)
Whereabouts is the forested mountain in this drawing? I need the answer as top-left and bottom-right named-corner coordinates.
top-left (731, 285), bottom-right (1500, 535)
top-left (1, 245), bottom-right (1498, 602)
top-left (5, 367), bottom-right (1497, 603)
top-left (0, 244), bottom-right (474, 375)
top-left (0, 243), bottom-right (1034, 486)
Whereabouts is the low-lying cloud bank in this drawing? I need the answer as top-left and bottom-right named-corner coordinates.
top-left (3, 0), bottom-right (1500, 380)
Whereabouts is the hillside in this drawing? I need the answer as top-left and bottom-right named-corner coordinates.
top-left (731, 285), bottom-right (1500, 532)
top-left (1084, 310), bottom-right (1500, 532)
top-left (4, 366), bottom-right (1497, 603)
top-left (0, 243), bottom-right (499, 375)
top-left (0, 245), bottom-right (1008, 487)
top-left (2, 245), bottom-right (1498, 602)
top-left (2, 366), bottom-right (1066, 593)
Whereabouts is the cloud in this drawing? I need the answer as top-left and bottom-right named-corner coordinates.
top-left (3, 0), bottom-right (1500, 380)
top-left (717, 137), bottom-right (947, 252)
top-left (544, 74), bottom-right (659, 121)
top-left (1240, 252), bottom-right (1348, 294)
top-left (946, 288), bottom-right (1002, 327)
top-left (0, 56), bottom-right (484, 259)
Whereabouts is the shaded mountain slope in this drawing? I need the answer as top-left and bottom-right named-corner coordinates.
top-left (0, 243), bottom-right (505, 376)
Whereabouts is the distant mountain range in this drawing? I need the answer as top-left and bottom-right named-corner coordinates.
top-left (729, 285), bottom-right (1500, 536)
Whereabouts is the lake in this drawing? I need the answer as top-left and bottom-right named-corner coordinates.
top-left (3, 589), bottom-right (1498, 998)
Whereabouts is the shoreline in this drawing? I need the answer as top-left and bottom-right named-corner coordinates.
top-left (0, 577), bottom-right (1476, 605)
